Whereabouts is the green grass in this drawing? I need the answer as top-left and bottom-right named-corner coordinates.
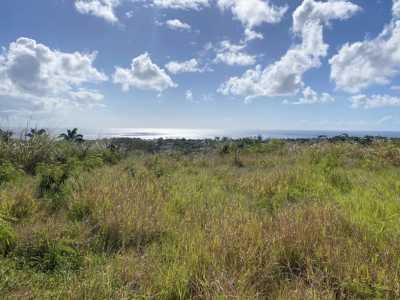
top-left (1, 137), bottom-right (400, 299)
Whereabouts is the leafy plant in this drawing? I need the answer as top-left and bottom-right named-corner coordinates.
top-left (25, 128), bottom-right (47, 139)
top-left (0, 161), bottom-right (23, 185)
top-left (0, 129), bottom-right (13, 142)
top-left (15, 232), bottom-right (82, 272)
top-left (59, 128), bottom-right (84, 143)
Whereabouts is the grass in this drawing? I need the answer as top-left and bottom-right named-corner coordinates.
top-left (1, 135), bottom-right (400, 299)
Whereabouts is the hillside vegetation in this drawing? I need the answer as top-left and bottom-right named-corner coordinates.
top-left (1, 132), bottom-right (400, 299)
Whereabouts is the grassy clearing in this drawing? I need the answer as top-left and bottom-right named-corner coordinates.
top-left (1, 135), bottom-right (400, 299)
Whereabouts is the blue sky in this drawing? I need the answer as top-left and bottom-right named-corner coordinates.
top-left (1, 0), bottom-right (400, 130)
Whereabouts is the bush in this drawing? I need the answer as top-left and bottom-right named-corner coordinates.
top-left (15, 232), bottom-right (83, 272)
top-left (9, 193), bottom-right (37, 221)
top-left (68, 202), bottom-right (92, 222)
top-left (36, 162), bottom-right (77, 210)
top-left (83, 153), bottom-right (104, 170)
top-left (0, 161), bottom-right (22, 186)
top-left (102, 149), bottom-right (122, 165)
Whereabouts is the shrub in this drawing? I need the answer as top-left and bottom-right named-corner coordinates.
top-left (68, 202), bottom-right (92, 222)
top-left (102, 149), bottom-right (122, 165)
top-left (15, 136), bottom-right (55, 174)
top-left (36, 161), bottom-right (78, 209)
top-left (37, 164), bottom-right (69, 197)
top-left (83, 153), bottom-right (104, 170)
top-left (15, 232), bottom-right (83, 272)
top-left (9, 193), bottom-right (37, 221)
top-left (0, 161), bottom-right (22, 186)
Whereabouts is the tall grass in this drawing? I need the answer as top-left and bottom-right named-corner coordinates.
top-left (1, 136), bottom-right (400, 298)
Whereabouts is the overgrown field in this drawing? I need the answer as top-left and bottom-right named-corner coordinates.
top-left (1, 134), bottom-right (400, 299)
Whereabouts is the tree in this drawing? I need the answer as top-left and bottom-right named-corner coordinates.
top-left (59, 128), bottom-right (84, 143)
top-left (26, 128), bottom-right (47, 139)
top-left (0, 129), bottom-right (13, 142)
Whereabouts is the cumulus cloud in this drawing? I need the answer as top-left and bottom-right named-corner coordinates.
top-left (350, 94), bottom-right (400, 109)
top-left (218, 0), bottom-right (360, 100)
top-left (75, 0), bottom-right (120, 23)
top-left (0, 37), bottom-right (107, 115)
top-left (214, 40), bottom-right (256, 66)
top-left (113, 53), bottom-right (177, 92)
top-left (293, 87), bottom-right (334, 104)
top-left (165, 59), bottom-right (202, 74)
top-left (165, 19), bottom-right (191, 31)
top-left (330, 1), bottom-right (400, 93)
top-left (292, 0), bottom-right (361, 33)
top-left (394, 0), bottom-right (400, 17)
top-left (217, 0), bottom-right (287, 39)
top-left (152, 0), bottom-right (209, 10)
top-left (244, 28), bottom-right (264, 42)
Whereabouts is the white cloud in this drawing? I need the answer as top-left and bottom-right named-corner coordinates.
top-left (165, 59), bottom-right (201, 74)
top-left (330, 0), bottom-right (400, 93)
top-left (125, 10), bottom-right (134, 18)
top-left (185, 89), bottom-right (193, 101)
top-left (394, 0), bottom-right (400, 17)
top-left (217, 0), bottom-right (287, 39)
top-left (292, 0), bottom-right (362, 33)
top-left (165, 19), bottom-right (191, 31)
top-left (214, 40), bottom-right (256, 66)
top-left (218, 0), bottom-right (360, 100)
top-left (69, 89), bottom-right (105, 107)
top-left (75, 0), bottom-right (120, 23)
top-left (244, 28), bottom-right (264, 42)
top-left (293, 86), bottom-right (334, 104)
top-left (113, 53), bottom-right (177, 92)
top-left (152, 0), bottom-right (209, 10)
top-left (0, 37), bottom-right (107, 114)
top-left (350, 94), bottom-right (400, 109)
top-left (330, 20), bottom-right (400, 93)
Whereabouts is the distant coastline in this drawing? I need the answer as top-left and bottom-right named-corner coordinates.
top-left (7, 127), bottom-right (400, 140)
top-left (48, 128), bottom-right (400, 140)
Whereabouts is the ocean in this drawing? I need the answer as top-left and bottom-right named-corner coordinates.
top-left (73, 128), bottom-right (400, 140)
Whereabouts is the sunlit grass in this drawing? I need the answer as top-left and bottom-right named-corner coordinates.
top-left (1, 138), bottom-right (400, 298)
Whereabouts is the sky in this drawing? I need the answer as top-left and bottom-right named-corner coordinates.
top-left (1, 0), bottom-right (400, 131)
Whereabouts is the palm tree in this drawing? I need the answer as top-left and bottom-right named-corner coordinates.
top-left (26, 128), bottom-right (47, 138)
top-left (59, 128), bottom-right (84, 143)
top-left (0, 129), bottom-right (13, 142)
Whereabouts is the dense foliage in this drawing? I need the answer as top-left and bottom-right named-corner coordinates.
top-left (1, 131), bottom-right (400, 299)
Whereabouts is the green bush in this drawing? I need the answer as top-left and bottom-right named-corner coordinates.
top-left (68, 202), bottom-right (92, 222)
top-left (102, 149), bottom-right (122, 165)
top-left (15, 232), bottom-right (83, 272)
top-left (83, 153), bottom-right (104, 170)
top-left (0, 161), bottom-right (22, 186)
top-left (8, 194), bottom-right (37, 221)
top-left (36, 163), bottom-right (76, 210)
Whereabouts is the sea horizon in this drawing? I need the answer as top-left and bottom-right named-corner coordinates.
top-left (9, 127), bottom-right (400, 140)
top-left (34, 128), bottom-right (400, 140)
